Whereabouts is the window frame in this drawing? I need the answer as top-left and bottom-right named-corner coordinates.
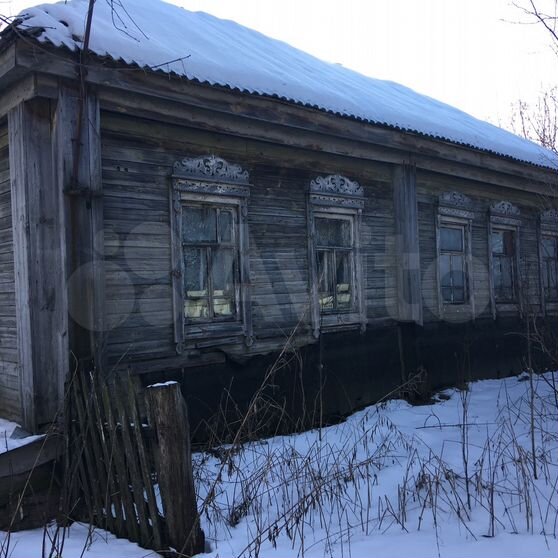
top-left (539, 209), bottom-right (558, 311)
top-left (488, 201), bottom-right (521, 318)
top-left (437, 222), bottom-right (469, 305)
top-left (181, 200), bottom-right (241, 324)
top-left (170, 155), bottom-right (252, 353)
top-left (436, 192), bottom-right (475, 319)
top-left (307, 174), bottom-right (366, 337)
top-left (314, 211), bottom-right (357, 314)
top-left (490, 227), bottom-right (518, 303)
top-left (540, 233), bottom-right (558, 302)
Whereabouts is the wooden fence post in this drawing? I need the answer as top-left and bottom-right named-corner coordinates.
top-left (146, 382), bottom-right (204, 556)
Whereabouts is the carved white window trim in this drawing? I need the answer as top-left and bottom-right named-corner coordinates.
top-left (170, 156), bottom-right (253, 353)
top-left (488, 201), bottom-right (521, 317)
top-left (307, 174), bottom-right (366, 337)
top-left (436, 192), bottom-right (475, 319)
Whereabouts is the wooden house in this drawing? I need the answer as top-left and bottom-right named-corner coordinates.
top-left (0, 0), bottom-right (556, 434)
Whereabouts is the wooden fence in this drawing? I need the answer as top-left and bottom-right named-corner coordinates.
top-left (66, 368), bottom-right (204, 556)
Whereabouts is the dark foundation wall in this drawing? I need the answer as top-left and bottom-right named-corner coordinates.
top-left (139, 315), bottom-right (547, 442)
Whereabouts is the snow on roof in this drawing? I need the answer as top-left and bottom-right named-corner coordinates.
top-left (9, 0), bottom-right (558, 170)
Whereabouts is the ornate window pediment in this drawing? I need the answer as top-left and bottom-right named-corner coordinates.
top-left (438, 191), bottom-right (474, 220)
top-left (173, 155), bottom-right (251, 198)
top-left (490, 201), bottom-right (521, 226)
top-left (309, 174), bottom-right (365, 210)
top-left (174, 155), bottom-right (249, 184)
top-left (540, 208), bottom-right (558, 232)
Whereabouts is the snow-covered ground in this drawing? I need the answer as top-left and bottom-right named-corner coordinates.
top-left (1, 372), bottom-right (556, 557)
top-left (0, 523), bottom-right (158, 558)
top-left (195, 371), bottom-right (558, 558)
top-left (0, 418), bottom-right (43, 454)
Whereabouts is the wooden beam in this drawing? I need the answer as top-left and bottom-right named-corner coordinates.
top-left (56, 86), bottom-right (106, 372)
top-left (8, 97), bottom-right (68, 430)
top-left (0, 75), bottom-right (37, 120)
top-left (393, 164), bottom-right (423, 324)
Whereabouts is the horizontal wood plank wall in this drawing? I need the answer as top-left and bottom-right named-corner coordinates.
top-left (0, 120), bottom-right (21, 421)
top-left (100, 112), bottom-right (397, 367)
top-left (417, 175), bottom-right (544, 324)
top-left (361, 179), bottom-right (396, 321)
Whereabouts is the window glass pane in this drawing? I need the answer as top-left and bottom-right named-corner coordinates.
top-left (212, 248), bottom-right (235, 317)
top-left (546, 261), bottom-right (557, 299)
top-left (501, 258), bottom-right (513, 288)
top-left (439, 254), bottom-right (451, 287)
top-left (315, 217), bottom-right (351, 247)
top-left (183, 206), bottom-right (216, 242)
top-left (550, 264), bottom-right (557, 288)
top-left (491, 231), bottom-right (504, 254)
top-left (336, 251), bottom-right (352, 310)
top-left (219, 210), bottom-right (233, 243)
top-left (317, 251), bottom-right (334, 311)
top-left (542, 237), bottom-right (557, 259)
top-left (452, 287), bottom-right (465, 303)
top-left (494, 255), bottom-right (514, 302)
top-left (493, 257), bottom-right (503, 289)
top-left (440, 227), bottom-right (463, 252)
top-left (184, 248), bottom-right (207, 292)
top-left (451, 255), bottom-right (465, 288)
top-left (441, 286), bottom-right (453, 303)
top-left (183, 248), bottom-right (209, 318)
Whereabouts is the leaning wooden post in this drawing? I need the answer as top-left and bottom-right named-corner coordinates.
top-left (146, 382), bottom-right (204, 556)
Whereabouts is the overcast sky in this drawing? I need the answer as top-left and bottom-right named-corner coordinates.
top-left (4, 0), bottom-right (556, 129)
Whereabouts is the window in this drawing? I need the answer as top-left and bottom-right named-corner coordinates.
top-left (491, 229), bottom-right (516, 302)
top-left (488, 201), bottom-right (521, 315)
top-left (182, 205), bottom-right (238, 321)
top-left (439, 225), bottom-right (467, 304)
top-left (541, 235), bottom-right (558, 301)
top-left (171, 155), bottom-right (252, 351)
top-left (436, 192), bottom-right (475, 318)
top-left (315, 215), bottom-right (355, 313)
top-left (308, 174), bottom-right (366, 336)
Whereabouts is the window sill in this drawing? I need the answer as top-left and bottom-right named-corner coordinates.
top-left (185, 321), bottom-right (245, 339)
top-left (319, 311), bottom-right (364, 331)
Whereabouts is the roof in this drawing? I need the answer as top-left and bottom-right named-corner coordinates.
top-left (5, 0), bottom-right (558, 170)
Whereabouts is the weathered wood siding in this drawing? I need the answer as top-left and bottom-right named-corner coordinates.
top-left (100, 112), bottom-right (397, 367)
top-left (0, 120), bottom-right (20, 421)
